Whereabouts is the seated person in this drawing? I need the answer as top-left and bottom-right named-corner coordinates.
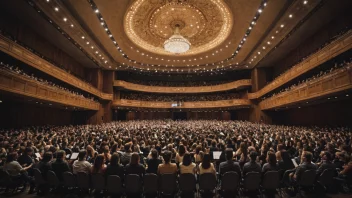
top-left (243, 151), bottom-right (261, 176)
top-left (219, 148), bottom-right (241, 178)
top-left (262, 151), bottom-right (279, 174)
top-left (36, 152), bottom-right (53, 180)
top-left (289, 151), bottom-right (317, 182)
top-left (316, 151), bottom-right (335, 175)
top-left (158, 151), bottom-right (177, 175)
top-left (179, 152), bottom-right (197, 175)
top-left (146, 149), bottom-right (162, 174)
top-left (18, 147), bottom-right (34, 170)
top-left (51, 150), bottom-right (70, 181)
top-left (72, 149), bottom-right (92, 174)
top-left (198, 153), bottom-right (216, 175)
top-left (125, 152), bottom-right (146, 177)
top-left (91, 154), bottom-right (106, 174)
top-left (105, 153), bottom-right (124, 179)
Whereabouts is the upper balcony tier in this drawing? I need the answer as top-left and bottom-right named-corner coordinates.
top-left (0, 34), bottom-right (112, 101)
top-left (0, 68), bottom-right (100, 110)
top-left (259, 64), bottom-right (352, 110)
top-left (114, 79), bottom-right (251, 94)
top-left (249, 30), bottom-right (352, 99)
top-left (112, 99), bottom-right (251, 109)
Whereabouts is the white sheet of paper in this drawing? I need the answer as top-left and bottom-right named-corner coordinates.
top-left (213, 151), bottom-right (222, 160)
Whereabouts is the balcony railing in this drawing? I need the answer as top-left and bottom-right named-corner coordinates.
top-left (0, 69), bottom-right (100, 110)
top-left (0, 35), bottom-right (112, 101)
top-left (114, 80), bottom-right (251, 94)
top-left (259, 66), bottom-right (352, 110)
top-left (249, 30), bottom-right (352, 99)
top-left (113, 99), bottom-right (251, 109)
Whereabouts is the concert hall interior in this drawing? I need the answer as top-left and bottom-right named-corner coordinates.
top-left (0, 0), bottom-right (352, 197)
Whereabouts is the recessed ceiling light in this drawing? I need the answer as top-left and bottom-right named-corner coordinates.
top-left (267, 41), bottom-right (271, 45)
top-left (303, 1), bottom-right (308, 5)
top-left (271, 36), bottom-right (275, 39)
top-left (289, 14), bottom-right (293, 18)
top-left (70, 24), bottom-right (74, 27)
top-left (346, 94), bottom-right (349, 97)
top-left (63, 18), bottom-right (67, 22)
top-left (280, 24), bottom-right (284, 28)
top-left (258, 9), bottom-right (262, 13)
top-left (95, 9), bottom-right (99, 13)
top-left (54, 7), bottom-right (59, 12)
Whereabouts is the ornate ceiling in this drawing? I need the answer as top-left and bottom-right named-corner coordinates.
top-left (125, 0), bottom-right (232, 56)
top-left (28, 0), bottom-right (323, 73)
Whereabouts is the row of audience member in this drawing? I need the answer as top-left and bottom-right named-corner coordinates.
top-left (0, 62), bottom-right (98, 102)
top-left (1, 120), bottom-right (351, 194)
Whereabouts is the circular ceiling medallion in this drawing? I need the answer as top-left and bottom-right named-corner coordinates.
top-left (124, 0), bottom-right (233, 56)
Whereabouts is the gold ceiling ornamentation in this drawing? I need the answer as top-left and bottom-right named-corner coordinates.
top-left (124, 0), bottom-right (233, 56)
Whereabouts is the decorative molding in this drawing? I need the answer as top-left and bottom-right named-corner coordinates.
top-left (259, 66), bottom-right (352, 110)
top-left (249, 31), bottom-right (352, 99)
top-left (114, 79), bottom-right (251, 94)
top-left (113, 99), bottom-right (251, 109)
top-left (0, 35), bottom-right (113, 101)
top-left (0, 69), bottom-right (100, 110)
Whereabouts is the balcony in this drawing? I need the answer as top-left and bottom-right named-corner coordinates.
top-left (113, 99), bottom-right (251, 109)
top-left (114, 79), bottom-right (251, 94)
top-left (249, 30), bottom-right (352, 99)
top-left (0, 35), bottom-right (113, 101)
top-left (0, 69), bottom-right (100, 110)
top-left (259, 65), bottom-right (352, 110)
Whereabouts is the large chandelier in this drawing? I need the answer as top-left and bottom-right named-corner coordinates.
top-left (164, 25), bottom-right (191, 54)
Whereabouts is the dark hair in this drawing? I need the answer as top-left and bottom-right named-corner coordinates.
top-left (249, 151), bottom-right (258, 161)
top-left (92, 154), bottom-right (105, 173)
top-left (201, 153), bottom-right (211, 169)
top-left (110, 153), bottom-right (120, 166)
top-left (182, 152), bottom-right (192, 166)
top-left (42, 152), bottom-right (53, 163)
top-left (277, 144), bottom-right (284, 151)
top-left (303, 151), bottom-right (313, 162)
top-left (130, 152), bottom-right (140, 165)
top-left (225, 148), bottom-right (233, 161)
top-left (267, 151), bottom-right (277, 166)
top-left (56, 150), bottom-right (66, 160)
top-left (25, 147), bottom-right (33, 154)
top-left (178, 145), bottom-right (186, 156)
top-left (124, 143), bottom-right (131, 152)
top-left (324, 151), bottom-right (332, 161)
top-left (163, 151), bottom-right (172, 164)
top-left (211, 140), bottom-right (217, 147)
top-left (151, 149), bottom-right (158, 159)
top-left (6, 152), bottom-right (18, 163)
top-left (78, 150), bottom-right (87, 161)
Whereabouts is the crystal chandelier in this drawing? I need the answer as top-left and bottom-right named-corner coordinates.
top-left (164, 25), bottom-right (191, 54)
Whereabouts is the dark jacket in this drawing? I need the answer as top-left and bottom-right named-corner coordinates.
top-left (219, 160), bottom-right (241, 178)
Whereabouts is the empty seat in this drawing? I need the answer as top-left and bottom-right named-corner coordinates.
top-left (143, 173), bottom-right (158, 197)
top-left (107, 175), bottom-right (122, 197)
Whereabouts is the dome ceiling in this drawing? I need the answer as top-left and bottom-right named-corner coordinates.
top-left (30, 0), bottom-right (323, 73)
top-left (124, 0), bottom-right (233, 56)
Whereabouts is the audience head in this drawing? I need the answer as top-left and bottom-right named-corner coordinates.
top-left (78, 149), bottom-right (87, 161)
top-left (163, 151), bottom-right (172, 164)
top-left (93, 154), bottom-right (105, 171)
top-left (56, 150), bottom-right (66, 160)
top-left (182, 152), bottom-right (192, 166)
top-left (267, 151), bottom-right (277, 166)
top-left (249, 151), bottom-right (258, 162)
top-left (151, 149), bottom-right (158, 159)
top-left (225, 148), bottom-right (234, 161)
top-left (42, 152), bottom-right (53, 163)
top-left (201, 153), bottom-right (211, 169)
top-left (130, 152), bottom-right (140, 165)
top-left (178, 145), bottom-right (186, 156)
top-left (110, 153), bottom-right (120, 166)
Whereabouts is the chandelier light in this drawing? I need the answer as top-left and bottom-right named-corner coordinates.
top-left (164, 25), bottom-right (191, 54)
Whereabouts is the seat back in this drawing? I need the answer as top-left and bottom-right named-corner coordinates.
top-left (262, 171), bottom-right (280, 190)
top-left (91, 173), bottom-right (105, 191)
top-left (125, 174), bottom-right (142, 193)
top-left (47, 170), bottom-right (60, 187)
top-left (159, 174), bottom-right (177, 195)
top-left (76, 172), bottom-right (90, 190)
top-left (298, 170), bottom-right (316, 187)
top-left (243, 172), bottom-right (261, 191)
top-left (318, 169), bottom-right (335, 187)
top-left (143, 173), bottom-right (158, 194)
top-left (221, 171), bottom-right (240, 191)
top-left (33, 168), bottom-right (46, 186)
top-left (107, 175), bottom-right (122, 194)
top-left (199, 173), bottom-right (217, 192)
top-left (179, 173), bottom-right (196, 192)
top-left (63, 171), bottom-right (77, 188)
